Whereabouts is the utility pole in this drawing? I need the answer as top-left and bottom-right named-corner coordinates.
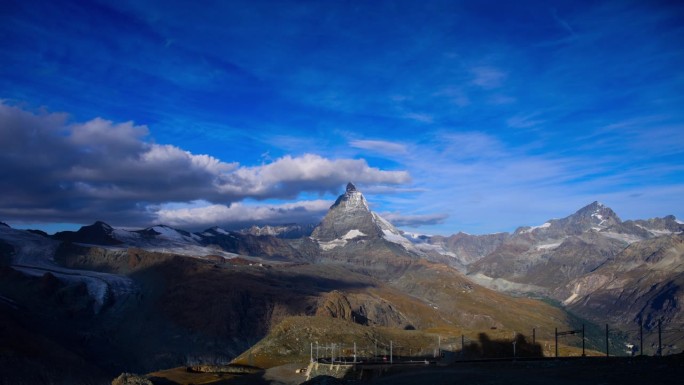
top-left (582, 324), bottom-right (585, 357)
top-left (437, 336), bottom-right (440, 358)
top-left (390, 340), bottom-right (393, 364)
top-left (605, 324), bottom-right (609, 358)
top-left (461, 334), bottom-right (464, 353)
top-left (354, 342), bottom-right (357, 363)
top-left (658, 319), bottom-right (662, 356)
top-left (310, 342), bottom-right (313, 362)
top-left (555, 328), bottom-right (558, 358)
top-left (639, 319), bottom-right (643, 357)
top-left (532, 328), bottom-right (535, 345)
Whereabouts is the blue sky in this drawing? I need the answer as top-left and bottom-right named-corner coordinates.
top-left (1, 0), bottom-right (683, 235)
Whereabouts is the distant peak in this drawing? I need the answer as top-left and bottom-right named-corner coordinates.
top-left (92, 221), bottom-right (113, 230)
top-left (570, 201), bottom-right (621, 228)
top-left (346, 182), bottom-right (357, 193)
top-left (578, 201), bottom-right (609, 213)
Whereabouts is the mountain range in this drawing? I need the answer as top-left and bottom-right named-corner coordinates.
top-left (1, 182), bottom-right (682, 383)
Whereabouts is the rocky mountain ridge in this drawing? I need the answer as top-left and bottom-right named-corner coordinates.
top-left (240, 223), bottom-right (316, 239)
top-left (467, 201), bottom-right (683, 293)
top-left (2, 184), bottom-right (683, 383)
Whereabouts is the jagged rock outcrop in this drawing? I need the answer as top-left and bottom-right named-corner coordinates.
top-left (111, 373), bottom-right (153, 385)
top-left (314, 290), bottom-right (410, 328)
top-left (315, 290), bottom-right (354, 320)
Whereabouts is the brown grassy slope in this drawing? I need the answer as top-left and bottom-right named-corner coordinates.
top-left (231, 316), bottom-right (441, 368)
top-left (55, 243), bottom-right (584, 372)
top-left (389, 260), bottom-right (575, 341)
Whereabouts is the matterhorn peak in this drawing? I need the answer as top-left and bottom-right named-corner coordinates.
top-left (311, 182), bottom-right (380, 242)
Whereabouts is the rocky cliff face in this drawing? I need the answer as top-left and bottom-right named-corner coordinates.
top-left (315, 290), bottom-right (354, 320)
top-left (559, 235), bottom-right (684, 315)
top-left (556, 235), bottom-right (684, 351)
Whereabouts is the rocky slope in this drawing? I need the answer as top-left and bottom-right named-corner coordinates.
top-left (0, 185), bottom-right (589, 383)
top-left (2, 185), bottom-right (683, 383)
top-left (241, 223), bottom-right (316, 239)
top-left (462, 202), bottom-right (684, 353)
top-left (468, 202), bottom-right (683, 295)
top-left (557, 234), bottom-right (684, 353)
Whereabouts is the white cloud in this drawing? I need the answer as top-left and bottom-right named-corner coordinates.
top-left (156, 200), bottom-right (332, 228)
top-left (0, 102), bottom-right (410, 226)
top-left (379, 212), bottom-right (448, 227)
top-left (349, 139), bottom-right (408, 155)
top-left (507, 113), bottom-right (545, 128)
top-left (218, 154), bottom-right (410, 199)
top-left (402, 112), bottom-right (435, 124)
top-left (470, 66), bottom-right (506, 89)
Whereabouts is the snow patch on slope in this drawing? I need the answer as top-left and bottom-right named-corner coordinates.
top-left (536, 241), bottom-right (563, 250)
top-left (635, 224), bottom-right (677, 237)
top-left (381, 229), bottom-right (413, 249)
top-left (112, 226), bottom-right (236, 258)
top-left (468, 273), bottom-right (547, 295)
top-left (371, 212), bottom-right (414, 250)
top-left (563, 283), bottom-right (581, 305)
top-left (520, 222), bottom-right (551, 234)
top-left (343, 229), bottom-right (366, 240)
top-left (601, 231), bottom-right (643, 244)
top-left (150, 226), bottom-right (201, 242)
top-left (317, 229), bottom-right (366, 250)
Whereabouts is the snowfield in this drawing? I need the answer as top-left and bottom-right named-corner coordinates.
top-left (112, 227), bottom-right (238, 258)
top-left (1, 226), bottom-right (138, 313)
top-left (520, 222), bottom-right (551, 234)
top-left (317, 229), bottom-right (367, 250)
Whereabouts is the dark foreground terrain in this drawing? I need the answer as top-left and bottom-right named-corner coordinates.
top-left (362, 356), bottom-right (684, 385)
top-left (145, 355), bottom-right (684, 385)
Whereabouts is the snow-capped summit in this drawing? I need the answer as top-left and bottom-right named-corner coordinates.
top-left (310, 182), bottom-right (419, 252)
top-left (330, 182), bottom-right (370, 212)
top-left (515, 201), bottom-right (623, 237)
top-left (564, 201), bottom-right (621, 233)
